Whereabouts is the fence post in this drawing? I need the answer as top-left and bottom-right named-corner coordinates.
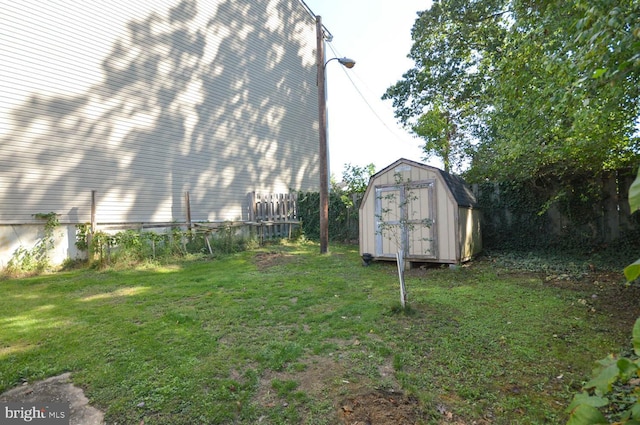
top-left (602, 172), bottom-right (620, 242)
top-left (618, 169), bottom-right (634, 232)
top-left (185, 191), bottom-right (192, 231)
top-left (268, 194), bottom-right (275, 239)
top-left (281, 193), bottom-right (288, 237)
top-left (88, 190), bottom-right (96, 256)
top-left (249, 192), bottom-right (256, 222)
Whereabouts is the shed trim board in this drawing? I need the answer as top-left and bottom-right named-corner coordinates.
top-left (454, 202), bottom-right (461, 263)
top-left (359, 158), bottom-right (482, 265)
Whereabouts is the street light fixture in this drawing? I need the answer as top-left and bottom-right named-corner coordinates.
top-left (326, 57), bottom-right (356, 69)
top-left (316, 15), bottom-right (355, 255)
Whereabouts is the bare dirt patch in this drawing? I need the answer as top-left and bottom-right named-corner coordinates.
top-left (251, 347), bottom-right (429, 424)
top-left (338, 389), bottom-right (423, 424)
top-left (253, 251), bottom-right (295, 271)
top-left (253, 356), bottom-right (347, 407)
top-left (543, 270), bottom-right (640, 329)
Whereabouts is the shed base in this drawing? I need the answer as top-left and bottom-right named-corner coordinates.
top-left (361, 254), bottom-right (473, 270)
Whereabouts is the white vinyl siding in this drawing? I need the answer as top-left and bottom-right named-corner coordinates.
top-left (0, 0), bottom-right (318, 225)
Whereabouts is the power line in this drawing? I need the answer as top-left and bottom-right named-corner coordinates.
top-left (326, 42), bottom-right (419, 150)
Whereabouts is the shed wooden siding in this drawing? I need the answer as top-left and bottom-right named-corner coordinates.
top-left (360, 159), bottom-right (482, 264)
top-left (458, 206), bottom-right (482, 262)
top-left (403, 182), bottom-right (436, 258)
top-left (0, 0), bottom-right (318, 226)
top-left (360, 163), bottom-right (458, 262)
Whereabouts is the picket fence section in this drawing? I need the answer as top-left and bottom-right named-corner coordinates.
top-left (248, 192), bottom-right (299, 240)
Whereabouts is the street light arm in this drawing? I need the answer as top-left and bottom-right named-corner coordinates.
top-left (324, 57), bottom-right (356, 69)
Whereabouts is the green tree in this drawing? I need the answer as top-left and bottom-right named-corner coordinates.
top-left (341, 163), bottom-right (375, 196)
top-left (384, 0), bottom-right (640, 192)
top-left (571, 0), bottom-right (640, 85)
top-left (383, 0), bottom-right (508, 171)
top-left (412, 98), bottom-right (461, 172)
top-left (469, 0), bottom-right (640, 183)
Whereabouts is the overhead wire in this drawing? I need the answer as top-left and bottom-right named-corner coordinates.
top-left (325, 42), bottom-right (419, 150)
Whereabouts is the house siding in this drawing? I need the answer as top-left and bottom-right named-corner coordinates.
top-left (0, 0), bottom-right (319, 265)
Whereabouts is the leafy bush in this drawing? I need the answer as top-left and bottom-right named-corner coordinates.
top-left (296, 163), bottom-right (372, 243)
top-left (566, 319), bottom-right (640, 424)
top-left (5, 212), bottom-right (60, 275)
top-left (83, 224), bottom-right (256, 268)
top-left (297, 191), bottom-right (360, 242)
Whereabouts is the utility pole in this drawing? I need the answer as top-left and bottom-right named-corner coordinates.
top-left (316, 15), bottom-right (329, 254)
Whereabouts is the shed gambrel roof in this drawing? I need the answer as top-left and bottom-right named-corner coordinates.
top-left (437, 169), bottom-right (478, 208)
top-left (370, 158), bottom-right (478, 208)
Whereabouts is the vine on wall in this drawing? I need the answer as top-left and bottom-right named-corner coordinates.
top-left (475, 172), bottom-right (640, 251)
top-left (6, 212), bottom-right (60, 275)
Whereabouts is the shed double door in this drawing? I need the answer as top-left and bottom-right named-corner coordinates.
top-left (374, 181), bottom-right (436, 259)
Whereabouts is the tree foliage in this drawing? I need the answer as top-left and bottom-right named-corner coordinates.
top-left (384, 0), bottom-right (640, 187)
top-left (340, 163), bottom-right (375, 195)
top-left (299, 164), bottom-right (374, 242)
top-left (411, 98), bottom-right (462, 172)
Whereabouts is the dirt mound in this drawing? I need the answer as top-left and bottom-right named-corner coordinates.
top-left (338, 390), bottom-right (423, 424)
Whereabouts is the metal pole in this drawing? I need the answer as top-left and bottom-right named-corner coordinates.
top-left (316, 15), bottom-right (329, 254)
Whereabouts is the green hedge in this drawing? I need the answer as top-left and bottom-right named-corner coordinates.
top-left (297, 191), bottom-right (359, 242)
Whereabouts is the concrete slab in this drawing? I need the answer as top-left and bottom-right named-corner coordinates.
top-left (0, 373), bottom-right (104, 425)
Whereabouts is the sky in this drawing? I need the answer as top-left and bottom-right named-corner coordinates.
top-left (300, 0), bottom-right (437, 179)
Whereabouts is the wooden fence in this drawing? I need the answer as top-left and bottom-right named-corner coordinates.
top-left (83, 190), bottom-right (300, 246)
top-left (248, 192), bottom-right (299, 241)
top-left (472, 168), bottom-right (639, 248)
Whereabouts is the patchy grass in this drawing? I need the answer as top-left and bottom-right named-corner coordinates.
top-left (1, 243), bottom-right (638, 424)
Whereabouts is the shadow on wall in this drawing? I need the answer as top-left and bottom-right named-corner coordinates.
top-left (0, 0), bottom-right (318, 226)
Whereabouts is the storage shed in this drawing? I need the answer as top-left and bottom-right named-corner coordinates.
top-left (359, 158), bottom-right (481, 265)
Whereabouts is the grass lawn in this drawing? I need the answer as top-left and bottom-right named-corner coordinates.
top-left (1, 242), bottom-right (638, 424)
